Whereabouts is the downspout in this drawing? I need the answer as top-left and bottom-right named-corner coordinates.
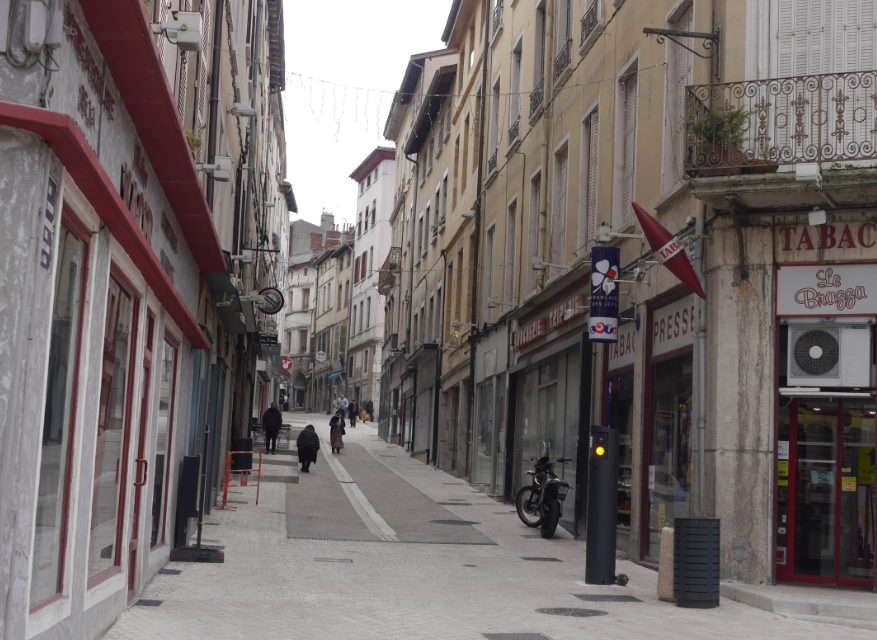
top-left (404, 153), bottom-right (419, 454)
top-left (432, 249), bottom-right (449, 466)
top-left (695, 204), bottom-right (707, 517)
top-left (537, 0), bottom-right (554, 285)
top-left (205, 0), bottom-right (225, 210)
top-left (466, 0), bottom-right (490, 477)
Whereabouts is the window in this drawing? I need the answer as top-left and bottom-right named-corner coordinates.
top-left (301, 287), bottom-right (310, 310)
top-left (369, 246), bottom-right (374, 278)
top-left (89, 276), bottom-right (136, 581)
top-left (298, 329), bottom-right (308, 353)
top-left (535, 2), bottom-right (546, 85)
top-left (510, 41), bottom-right (522, 136)
top-left (366, 297), bottom-right (371, 330)
top-left (441, 175), bottom-right (448, 222)
top-left (371, 208), bottom-right (376, 227)
top-left (554, 0), bottom-right (572, 75)
top-left (337, 283), bottom-right (342, 310)
top-left (505, 199), bottom-right (517, 304)
top-left (344, 281), bottom-right (349, 308)
top-left (468, 24), bottom-right (475, 68)
top-left (413, 312), bottom-right (420, 344)
top-left (578, 108), bottom-right (599, 256)
top-left (30, 224), bottom-right (86, 606)
top-left (422, 205), bottom-right (430, 256)
top-left (435, 287), bottom-right (442, 339)
top-left (352, 305), bottom-right (358, 335)
top-left (453, 135), bottom-right (461, 207)
top-left (354, 256), bottom-right (360, 283)
top-left (428, 297), bottom-right (435, 342)
top-left (617, 64), bottom-right (638, 228)
top-left (527, 171), bottom-right (541, 292)
top-left (489, 78), bottom-right (501, 162)
top-left (150, 339), bottom-right (177, 548)
top-left (462, 117), bottom-right (470, 192)
top-left (363, 349), bottom-right (369, 374)
top-left (455, 248), bottom-right (464, 323)
top-left (551, 143), bottom-right (569, 270)
top-left (435, 185), bottom-right (441, 232)
top-left (484, 224), bottom-right (495, 317)
top-left (662, 3), bottom-right (692, 195)
top-left (360, 301), bottom-right (365, 333)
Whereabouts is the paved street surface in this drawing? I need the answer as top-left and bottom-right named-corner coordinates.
top-left (104, 412), bottom-right (875, 640)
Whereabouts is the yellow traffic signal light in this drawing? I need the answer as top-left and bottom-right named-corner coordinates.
top-left (595, 445), bottom-right (606, 456)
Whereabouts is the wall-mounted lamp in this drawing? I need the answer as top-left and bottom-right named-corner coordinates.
top-left (450, 320), bottom-right (479, 329)
top-left (532, 258), bottom-right (567, 271)
top-left (151, 11), bottom-right (202, 52)
top-left (229, 103), bottom-right (257, 118)
top-left (196, 155), bottom-right (232, 182)
top-left (597, 222), bottom-right (644, 243)
top-left (462, 210), bottom-right (478, 218)
top-left (795, 163), bottom-right (823, 190)
top-left (808, 208), bottom-right (827, 227)
top-left (487, 298), bottom-right (516, 309)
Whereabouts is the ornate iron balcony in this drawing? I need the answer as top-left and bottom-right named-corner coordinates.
top-left (529, 79), bottom-right (544, 118)
top-left (488, 149), bottom-right (498, 174)
top-left (581, 1), bottom-right (598, 47)
top-left (686, 70), bottom-right (877, 174)
top-left (492, 0), bottom-right (504, 38)
top-left (508, 116), bottom-right (520, 143)
top-left (553, 39), bottom-right (572, 83)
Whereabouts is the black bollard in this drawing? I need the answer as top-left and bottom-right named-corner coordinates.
top-left (585, 425), bottom-right (618, 584)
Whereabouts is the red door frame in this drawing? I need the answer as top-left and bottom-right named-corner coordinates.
top-left (777, 398), bottom-right (874, 589)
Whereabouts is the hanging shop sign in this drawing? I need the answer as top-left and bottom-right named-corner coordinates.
top-left (589, 245), bottom-right (620, 343)
top-left (514, 293), bottom-right (590, 350)
top-left (632, 202), bottom-right (705, 299)
top-left (652, 295), bottom-right (696, 357)
top-left (257, 287), bottom-right (285, 315)
top-left (776, 264), bottom-right (876, 316)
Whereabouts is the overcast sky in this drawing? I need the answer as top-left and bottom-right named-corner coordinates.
top-left (283, 2), bottom-right (453, 227)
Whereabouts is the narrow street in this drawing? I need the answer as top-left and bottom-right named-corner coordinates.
top-left (103, 414), bottom-right (875, 640)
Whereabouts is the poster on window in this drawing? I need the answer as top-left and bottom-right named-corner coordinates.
top-left (589, 245), bottom-right (620, 343)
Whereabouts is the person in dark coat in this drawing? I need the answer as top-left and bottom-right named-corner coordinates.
top-left (296, 424), bottom-right (320, 472)
top-left (347, 401), bottom-right (358, 428)
top-left (329, 412), bottom-right (345, 453)
top-left (262, 402), bottom-right (283, 454)
top-left (364, 400), bottom-right (374, 422)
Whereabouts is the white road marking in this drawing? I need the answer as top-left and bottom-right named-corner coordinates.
top-left (319, 437), bottom-right (399, 542)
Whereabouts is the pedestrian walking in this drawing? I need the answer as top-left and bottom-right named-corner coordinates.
top-left (262, 402), bottom-right (283, 454)
top-left (329, 412), bottom-right (345, 453)
top-left (296, 424), bottom-right (320, 472)
top-left (347, 400), bottom-right (358, 428)
top-left (365, 399), bottom-right (374, 422)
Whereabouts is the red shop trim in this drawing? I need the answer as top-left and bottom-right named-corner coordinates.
top-left (0, 103), bottom-right (209, 349)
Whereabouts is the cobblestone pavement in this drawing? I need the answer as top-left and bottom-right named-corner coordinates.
top-left (103, 413), bottom-right (875, 640)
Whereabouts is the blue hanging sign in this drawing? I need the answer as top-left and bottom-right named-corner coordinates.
top-left (589, 245), bottom-right (620, 343)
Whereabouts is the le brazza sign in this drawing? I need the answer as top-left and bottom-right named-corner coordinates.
top-left (776, 264), bottom-right (877, 316)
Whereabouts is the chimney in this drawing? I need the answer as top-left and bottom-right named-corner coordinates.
top-left (321, 212), bottom-right (334, 230)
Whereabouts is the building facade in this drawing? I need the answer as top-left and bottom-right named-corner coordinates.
top-left (0, 2), bottom-right (293, 637)
top-left (348, 148), bottom-right (396, 416)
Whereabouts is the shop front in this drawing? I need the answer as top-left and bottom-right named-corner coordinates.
top-left (511, 290), bottom-right (590, 534)
top-left (471, 326), bottom-right (508, 496)
top-left (774, 261), bottom-right (876, 589)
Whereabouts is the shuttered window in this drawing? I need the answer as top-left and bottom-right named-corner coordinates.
top-left (662, 3), bottom-right (692, 195)
top-left (197, 0), bottom-right (211, 144)
top-left (620, 68), bottom-right (638, 228)
top-left (578, 108), bottom-right (599, 257)
top-left (550, 143), bottom-right (568, 272)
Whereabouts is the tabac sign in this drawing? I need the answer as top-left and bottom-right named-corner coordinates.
top-left (777, 264), bottom-right (877, 316)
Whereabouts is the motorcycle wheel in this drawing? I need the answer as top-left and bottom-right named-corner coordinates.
top-left (540, 499), bottom-right (560, 538)
top-left (515, 486), bottom-right (543, 527)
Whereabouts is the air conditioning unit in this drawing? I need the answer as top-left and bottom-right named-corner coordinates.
top-left (787, 325), bottom-right (872, 387)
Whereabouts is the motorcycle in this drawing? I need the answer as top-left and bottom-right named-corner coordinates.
top-left (515, 456), bottom-right (571, 539)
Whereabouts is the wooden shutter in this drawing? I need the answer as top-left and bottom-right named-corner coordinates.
top-left (621, 71), bottom-right (638, 227)
top-left (197, 0), bottom-right (212, 142)
top-left (156, 0), bottom-right (169, 59)
top-left (586, 110), bottom-right (599, 250)
top-left (551, 147), bottom-right (568, 267)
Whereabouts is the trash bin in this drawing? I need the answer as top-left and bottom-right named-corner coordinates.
top-left (673, 517), bottom-right (720, 608)
top-left (231, 437), bottom-right (253, 471)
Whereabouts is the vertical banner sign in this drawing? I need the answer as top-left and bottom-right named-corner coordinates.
top-left (589, 245), bottom-right (620, 343)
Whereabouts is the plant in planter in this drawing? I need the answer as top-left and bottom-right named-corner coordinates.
top-left (690, 106), bottom-right (748, 176)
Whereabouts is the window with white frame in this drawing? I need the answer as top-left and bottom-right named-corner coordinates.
top-left (578, 108), bottom-right (599, 256)
top-left (550, 142), bottom-right (569, 271)
top-left (616, 64), bottom-right (638, 229)
top-left (489, 77), bottom-right (501, 163)
top-left (366, 296), bottom-right (371, 330)
top-left (504, 198), bottom-right (517, 304)
top-left (484, 224), bottom-right (496, 317)
top-left (661, 2), bottom-right (692, 195)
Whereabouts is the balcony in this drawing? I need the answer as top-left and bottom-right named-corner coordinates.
top-left (529, 79), bottom-right (545, 119)
top-left (553, 39), bottom-right (572, 83)
top-left (492, 0), bottom-right (504, 39)
top-left (686, 70), bottom-right (877, 176)
top-left (508, 116), bottom-right (520, 144)
top-left (580, 0), bottom-right (599, 49)
top-left (488, 148), bottom-right (498, 174)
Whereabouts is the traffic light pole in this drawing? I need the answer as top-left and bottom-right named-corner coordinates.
top-left (585, 424), bottom-right (618, 584)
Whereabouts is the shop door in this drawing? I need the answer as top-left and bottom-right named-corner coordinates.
top-left (776, 398), bottom-right (875, 587)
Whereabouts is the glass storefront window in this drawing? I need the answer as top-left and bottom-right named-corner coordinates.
top-left (473, 378), bottom-right (495, 486)
top-left (30, 226), bottom-right (86, 606)
top-left (88, 278), bottom-right (135, 580)
top-left (646, 355), bottom-right (692, 559)
top-left (151, 340), bottom-right (177, 548)
top-left (610, 371), bottom-right (634, 529)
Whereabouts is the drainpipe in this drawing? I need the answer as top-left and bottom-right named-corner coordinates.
top-left (403, 153), bottom-right (420, 353)
top-left (695, 204), bottom-right (707, 517)
top-left (466, 0), bottom-right (490, 478)
top-left (205, 0), bottom-right (225, 211)
top-left (432, 249), bottom-right (449, 466)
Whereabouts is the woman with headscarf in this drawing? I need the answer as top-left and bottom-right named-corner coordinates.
top-left (329, 411), bottom-right (345, 454)
top-left (296, 424), bottom-right (320, 472)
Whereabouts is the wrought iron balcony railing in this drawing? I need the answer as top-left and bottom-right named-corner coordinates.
top-left (529, 78), bottom-right (544, 118)
top-left (553, 39), bottom-right (572, 83)
top-left (508, 116), bottom-right (520, 143)
top-left (492, 0), bottom-right (504, 38)
top-left (581, 1), bottom-right (599, 47)
top-left (686, 70), bottom-right (877, 174)
top-left (488, 148), bottom-right (498, 174)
